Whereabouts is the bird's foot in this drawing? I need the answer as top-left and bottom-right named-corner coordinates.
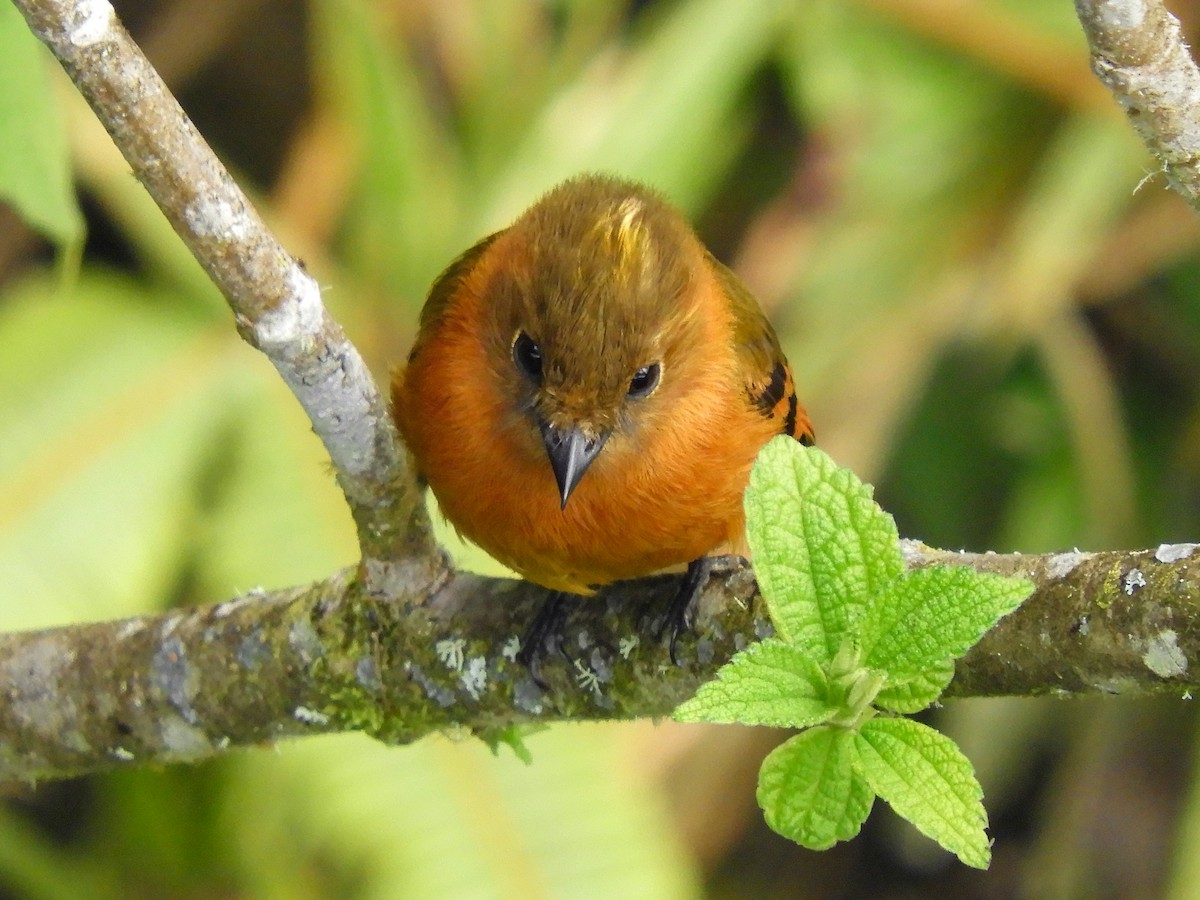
top-left (516, 591), bottom-right (572, 688)
top-left (656, 557), bottom-right (714, 664)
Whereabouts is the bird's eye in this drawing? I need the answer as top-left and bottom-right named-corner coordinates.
top-left (512, 331), bottom-right (543, 382)
top-left (627, 362), bottom-right (661, 399)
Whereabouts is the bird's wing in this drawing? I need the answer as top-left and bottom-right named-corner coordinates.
top-left (707, 252), bottom-right (814, 445)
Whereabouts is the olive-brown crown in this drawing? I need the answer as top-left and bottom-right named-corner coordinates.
top-left (481, 174), bottom-right (711, 438)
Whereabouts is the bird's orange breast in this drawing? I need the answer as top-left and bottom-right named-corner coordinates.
top-left (394, 256), bottom-right (784, 595)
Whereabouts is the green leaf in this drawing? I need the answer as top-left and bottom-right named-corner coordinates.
top-left (863, 567), bottom-right (1032, 679)
top-left (854, 718), bottom-right (991, 869)
top-left (757, 726), bottom-right (874, 850)
top-left (481, 725), bottom-right (544, 765)
top-left (745, 437), bottom-right (902, 662)
top-left (673, 639), bottom-right (837, 728)
top-left (874, 661), bottom-right (955, 714)
top-left (0, 4), bottom-right (84, 246)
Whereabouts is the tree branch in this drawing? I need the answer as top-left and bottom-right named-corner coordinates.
top-left (1075, 0), bottom-right (1200, 210)
top-left (2, 543), bottom-right (1199, 783)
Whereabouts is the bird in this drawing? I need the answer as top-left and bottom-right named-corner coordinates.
top-left (392, 173), bottom-right (813, 674)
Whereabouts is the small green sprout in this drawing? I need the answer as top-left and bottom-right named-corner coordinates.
top-left (675, 438), bottom-right (1031, 868)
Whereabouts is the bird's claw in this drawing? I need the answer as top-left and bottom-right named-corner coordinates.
top-left (657, 557), bottom-right (712, 664)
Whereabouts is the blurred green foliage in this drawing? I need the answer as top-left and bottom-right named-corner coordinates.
top-left (3, 0), bottom-right (1200, 896)
top-left (0, 2), bottom-right (81, 249)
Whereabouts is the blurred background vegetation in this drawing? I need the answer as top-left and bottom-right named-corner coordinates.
top-left (2, 0), bottom-right (1199, 896)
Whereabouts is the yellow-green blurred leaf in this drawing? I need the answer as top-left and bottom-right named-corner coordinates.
top-left (0, 274), bottom-right (249, 628)
top-left (195, 370), bottom-right (358, 595)
top-left (0, 270), bottom-right (359, 629)
top-left (486, 0), bottom-right (790, 224)
top-left (0, 3), bottom-right (83, 247)
top-left (227, 730), bottom-right (700, 900)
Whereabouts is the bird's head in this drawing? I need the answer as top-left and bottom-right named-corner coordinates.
top-left (478, 175), bottom-right (712, 508)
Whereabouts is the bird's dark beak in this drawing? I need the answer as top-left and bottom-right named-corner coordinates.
top-left (540, 421), bottom-right (609, 509)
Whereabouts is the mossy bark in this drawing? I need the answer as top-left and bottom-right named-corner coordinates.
top-left (4, 546), bottom-right (1200, 782)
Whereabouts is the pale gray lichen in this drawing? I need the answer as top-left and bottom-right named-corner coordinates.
top-left (513, 680), bottom-right (545, 715)
top-left (152, 636), bottom-right (199, 725)
top-left (501, 636), bottom-right (521, 662)
top-left (1143, 630), bottom-right (1188, 678)
top-left (252, 265), bottom-right (324, 348)
top-left (159, 614), bottom-right (183, 639)
top-left (573, 660), bottom-right (601, 697)
top-left (356, 656), bottom-right (382, 692)
top-left (287, 617), bottom-right (323, 664)
top-left (461, 657), bottom-right (488, 700)
top-left (237, 630), bottom-right (271, 670)
top-left (159, 716), bottom-right (213, 759)
top-left (64, 0), bottom-right (115, 47)
top-left (588, 649), bottom-right (612, 684)
top-left (293, 706), bottom-right (331, 726)
top-left (213, 595), bottom-right (257, 619)
top-left (1123, 568), bottom-right (1147, 595)
top-left (1093, 0), bottom-right (1148, 30)
top-left (1047, 550), bottom-right (1087, 579)
top-left (408, 664), bottom-right (455, 708)
top-left (1, 636), bottom-right (74, 734)
top-left (115, 619), bottom-right (147, 640)
top-left (435, 638), bottom-right (466, 672)
top-left (1155, 543), bottom-right (1198, 564)
top-left (183, 193), bottom-right (252, 242)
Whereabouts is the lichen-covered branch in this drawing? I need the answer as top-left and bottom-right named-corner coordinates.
top-left (3, 543), bottom-right (1200, 783)
top-left (1075, 0), bottom-right (1200, 210)
top-left (912, 542), bottom-right (1199, 698)
top-left (10, 0), bottom-right (438, 570)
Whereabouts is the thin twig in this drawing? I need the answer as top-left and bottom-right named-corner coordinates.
top-left (1075, 0), bottom-right (1200, 210)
